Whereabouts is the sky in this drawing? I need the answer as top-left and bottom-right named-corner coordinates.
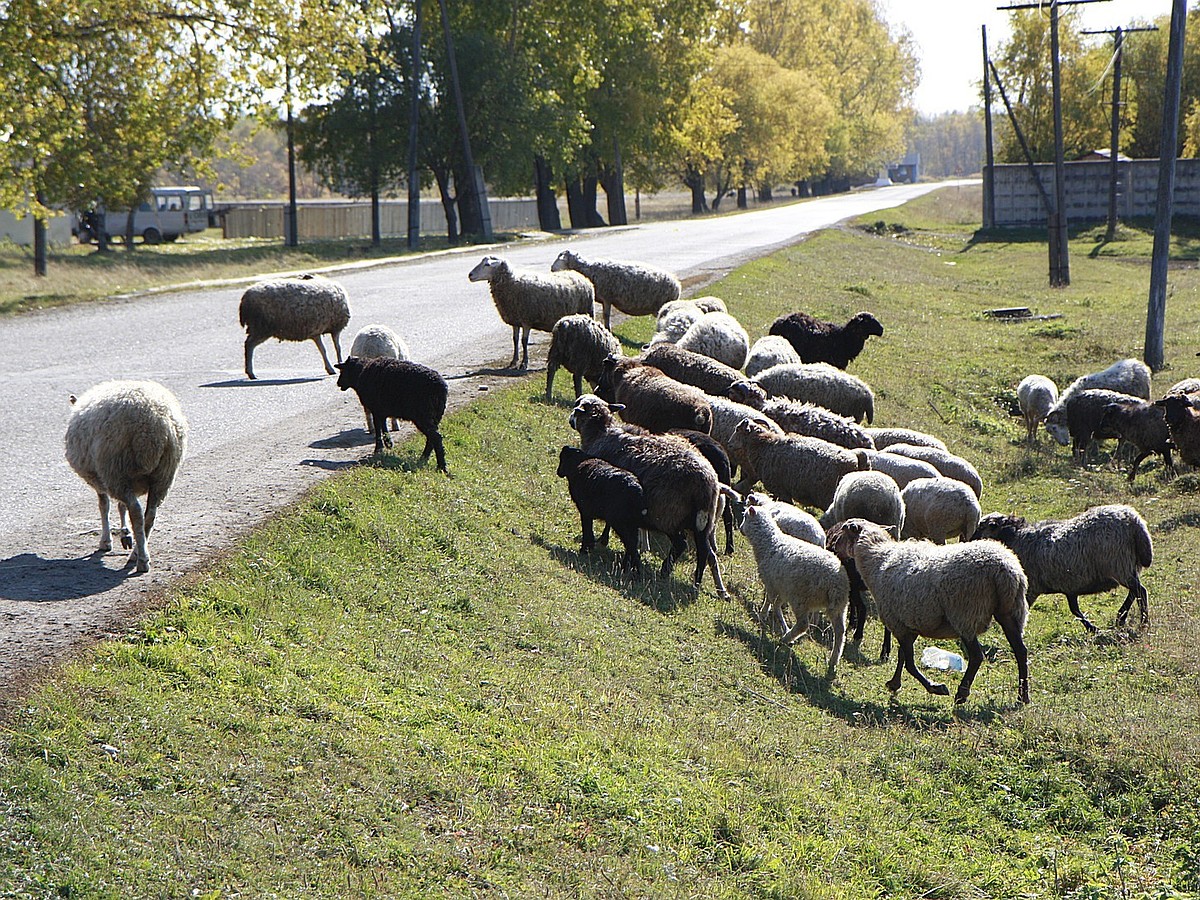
top-left (880, 0), bottom-right (1179, 115)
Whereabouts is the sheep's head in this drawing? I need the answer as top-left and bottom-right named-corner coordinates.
top-left (726, 380), bottom-right (766, 409)
top-left (1042, 408), bottom-right (1071, 446)
top-left (825, 518), bottom-right (879, 561)
top-left (556, 445), bottom-right (588, 478)
top-left (334, 357), bottom-right (366, 391)
top-left (595, 354), bottom-right (633, 403)
top-left (569, 394), bottom-right (623, 435)
top-left (1154, 392), bottom-right (1200, 426)
top-left (849, 312), bottom-right (884, 338)
top-left (970, 512), bottom-right (1025, 543)
top-left (550, 249), bottom-right (582, 273)
top-left (468, 255), bottom-right (506, 283)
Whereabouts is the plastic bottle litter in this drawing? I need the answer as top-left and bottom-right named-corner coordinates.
top-left (921, 646), bottom-right (965, 672)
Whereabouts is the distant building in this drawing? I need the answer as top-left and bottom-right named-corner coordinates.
top-left (887, 152), bottom-right (920, 183)
top-left (1077, 148), bottom-right (1132, 163)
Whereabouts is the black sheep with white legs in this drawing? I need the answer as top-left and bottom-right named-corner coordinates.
top-left (335, 357), bottom-right (449, 473)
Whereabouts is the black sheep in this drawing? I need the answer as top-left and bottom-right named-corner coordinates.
top-left (768, 311), bottom-right (883, 369)
top-left (556, 446), bottom-right (651, 573)
top-left (335, 356), bottom-right (449, 472)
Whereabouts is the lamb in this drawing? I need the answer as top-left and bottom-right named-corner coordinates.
top-left (971, 505), bottom-right (1153, 633)
top-left (641, 342), bottom-right (745, 397)
top-left (348, 324), bottom-right (412, 433)
top-left (671, 428), bottom-right (737, 555)
top-left (828, 518), bottom-right (1030, 705)
top-left (1044, 388), bottom-right (1143, 463)
top-left (1096, 398), bottom-right (1174, 482)
top-left (745, 335), bottom-right (802, 378)
top-left (1155, 392), bottom-right (1200, 467)
top-left (743, 492), bottom-right (825, 546)
top-left (550, 249), bottom-right (680, 330)
top-left (556, 446), bottom-right (651, 573)
top-left (726, 418), bottom-right (870, 510)
top-left (859, 449), bottom-right (941, 490)
top-left (880, 443), bottom-right (983, 499)
top-left (672, 312), bottom-right (751, 370)
top-left (1016, 375), bottom-right (1058, 444)
top-left (569, 394), bottom-right (727, 594)
top-left (595, 356), bottom-right (713, 434)
top-left (467, 255), bottom-right (595, 371)
top-left (727, 383), bottom-right (874, 450)
top-left (239, 273), bottom-right (351, 380)
top-left (900, 477), bottom-right (981, 544)
top-left (865, 427), bottom-right (947, 453)
top-left (752, 362), bottom-right (875, 424)
top-left (545, 314), bottom-right (621, 402)
top-left (768, 311), bottom-right (884, 369)
top-left (740, 504), bottom-right (849, 679)
top-left (64, 380), bottom-right (188, 573)
top-left (818, 471), bottom-right (905, 538)
top-left (335, 357), bottom-right (449, 472)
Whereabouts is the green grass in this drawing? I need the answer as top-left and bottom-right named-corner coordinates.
top-left (4, 186), bottom-right (1200, 897)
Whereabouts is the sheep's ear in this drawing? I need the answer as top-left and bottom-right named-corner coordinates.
top-left (68, 393), bottom-right (77, 405)
top-left (745, 505), bottom-right (758, 519)
top-left (608, 402), bottom-right (626, 413)
top-left (335, 362), bottom-right (344, 370)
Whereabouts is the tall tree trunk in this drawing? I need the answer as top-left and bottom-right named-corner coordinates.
top-left (564, 173), bottom-right (588, 229)
top-left (437, 0), bottom-right (491, 237)
top-left (433, 165), bottom-right (459, 244)
top-left (455, 165), bottom-right (483, 235)
top-left (757, 183), bottom-right (772, 202)
top-left (534, 155), bottom-right (561, 231)
top-left (603, 138), bottom-right (628, 226)
top-left (407, 0), bottom-right (423, 250)
top-left (33, 195), bottom-right (47, 277)
top-left (684, 167), bottom-right (707, 214)
top-left (582, 173), bottom-right (606, 227)
top-left (371, 186), bottom-right (381, 245)
top-left (285, 62), bottom-right (298, 248)
top-left (736, 185), bottom-right (748, 209)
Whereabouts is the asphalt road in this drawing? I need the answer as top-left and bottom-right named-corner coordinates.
top-left (0, 180), bottom-right (970, 693)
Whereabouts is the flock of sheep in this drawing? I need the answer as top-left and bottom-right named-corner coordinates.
top-left (64, 246), bottom-right (1179, 708)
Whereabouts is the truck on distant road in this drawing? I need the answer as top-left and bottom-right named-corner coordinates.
top-left (75, 186), bottom-right (215, 244)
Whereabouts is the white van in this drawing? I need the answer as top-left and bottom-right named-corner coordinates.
top-left (77, 186), bottom-right (215, 244)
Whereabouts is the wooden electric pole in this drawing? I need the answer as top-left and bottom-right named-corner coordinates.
top-left (982, 26), bottom-right (996, 229)
top-left (407, 0), bottom-right (423, 250)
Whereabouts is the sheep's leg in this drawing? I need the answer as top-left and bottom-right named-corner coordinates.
top-left (330, 330), bottom-right (343, 365)
top-left (954, 637), bottom-right (985, 705)
top-left (96, 493), bottom-right (113, 551)
top-left (415, 424), bottom-right (447, 472)
top-left (311, 336), bottom-right (336, 375)
top-left (1065, 594), bottom-right (1098, 633)
top-left (545, 363), bottom-right (558, 402)
top-left (243, 335), bottom-right (265, 380)
top-left (121, 492), bottom-right (149, 573)
top-left (902, 640), bottom-right (949, 697)
top-left (880, 628), bottom-right (892, 662)
top-left (848, 581), bottom-right (867, 644)
top-left (780, 600), bottom-right (810, 646)
top-left (596, 523), bottom-right (612, 546)
top-left (1127, 450), bottom-right (1150, 482)
top-left (997, 616), bottom-right (1031, 705)
top-left (143, 488), bottom-right (159, 536)
top-left (603, 301), bottom-right (612, 331)
top-left (660, 532), bottom-right (687, 579)
top-left (507, 326), bottom-right (521, 369)
top-left (722, 502), bottom-right (735, 555)
top-left (617, 527), bottom-right (642, 575)
top-left (117, 501), bottom-right (132, 550)
top-left (692, 524), bottom-right (728, 597)
top-left (573, 372), bottom-right (585, 399)
top-left (885, 643), bottom-right (907, 695)
top-left (579, 516), bottom-right (597, 553)
top-left (372, 415), bottom-right (388, 453)
top-left (825, 601), bottom-right (847, 680)
top-left (360, 402), bottom-right (374, 433)
top-left (519, 327), bottom-right (531, 371)
top-left (1115, 577), bottom-right (1150, 627)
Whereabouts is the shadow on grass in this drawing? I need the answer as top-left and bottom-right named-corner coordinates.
top-left (1153, 511), bottom-right (1200, 533)
top-left (0, 551), bottom-right (133, 601)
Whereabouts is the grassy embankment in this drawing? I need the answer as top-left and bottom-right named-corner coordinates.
top-left (2, 184), bottom-right (1199, 897)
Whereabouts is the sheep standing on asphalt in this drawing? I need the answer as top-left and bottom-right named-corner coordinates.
top-left (64, 380), bottom-right (188, 573)
top-left (1016, 375), bottom-right (1058, 445)
top-left (545, 314), bottom-right (621, 402)
top-left (335, 357), bottom-right (449, 472)
top-left (769, 311), bottom-right (884, 369)
top-left (557, 446), bottom-right (651, 573)
top-left (239, 273), bottom-right (351, 380)
top-left (468, 255), bottom-right (594, 371)
top-left (349, 324), bottom-right (411, 433)
top-left (828, 518), bottom-right (1030, 706)
top-left (971, 505), bottom-right (1152, 633)
top-left (551, 250), bottom-right (681, 330)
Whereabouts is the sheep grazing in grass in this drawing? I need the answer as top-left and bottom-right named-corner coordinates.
top-left (64, 380), bottom-right (188, 573)
top-left (557, 446), bottom-right (651, 573)
top-left (828, 518), bottom-right (1030, 706)
top-left (819, 470), bottom-right (905, 537)
top-left (727, 418), bottom-right (870, 510)
top-left (745, 335), bottom-right (803, 378)
top-left (596, 356), bottom-right (713, 434)
top-left (752, 362), bottom-right (875, 423)
top-left (1053, 358), bottom-right (1152, 410)
top-left (1017, 375), bottom-right (1058, 445)
top-left (706, 395), bottom-right (783, 480)
top-left (239, 273), bottom-right (351, 380)
top-left (545, 314), bottom-right (621, 402)
top-left (740, 504), bottom-right (849, 678)
top-left (551, 249), bottom-right (681, 330)
top-left (1044, 388), bottom-right (1143, 463)
top-left (859, 449), bottom-right (941, 490)
top-left (1096, 399), bottom-right (1174, 482)
top-left (569, 394), bottom-right (727, 595)
top-left (881, 443), bottom-right (983, 499)
top-left (348, 324), bottom-right (411, 433)
top-left (652, 311), bottom-right (751, 370)
top-left (768, 311), bottom-right (884, 369)
top-left (641, 342), bottom-right (745, 397)
top-left (671, 428), bottom-right (737, 555)
top-left (468, 255), bottom-right (594, 371)
top-left (728, 382), bottom-right (874, 451)
top-left (335, 357), bottom-right (449, 472)
top-left (653, 297), bottom-right (728, 342)
top-left (900, 477), bottom-right (980, 544)
top-left (971, 505), bottom-right (1152, 633)
top-left (865, 427), bottom-right (947, 453)
top-left (744, 492), bottom-right (825, 546)
top-left (1155, 392), bottom-right (1200, 467)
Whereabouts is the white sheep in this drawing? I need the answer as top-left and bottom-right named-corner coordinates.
top-left (550, 249), bottom-right (681, 330)
top-left (654, 296), bottom-right (727, 337)
top-left (348, 324), bottom-right (412, 433)
top-left (744, 492), bottom-right (825, 546)
top-left (752, 362), bottom-right (875, 424)
top-left (674, 311), bottom-right (751, 370)
top-left (828, 518), bottom-right (1030, 706)
top-left (819, 470), bottom-right (905, 537)
top-left (859, 449), bottom-right (941, 490)
top-left (64, 380), bottom-right (188, 573)
top-left (865, 427), bottom-right (947, 452)
top-left (239, 273), bottom-right (351, 380)
top-left (1016, 375), bottom-right (1058, 444)
top-left (740, 504), bottom-right (849, 679)
top-left (880, 443), bottom-right (983, 499)
top-left (545, 314), bottom-right (621, 402)
top-left (745, 335), bottom-right (803, 378)
top-left (1054, 358), bottom-right (1152, 409)
top-left (900, 477), bottom-right (980, 544)
top-left (468, 255), bottom-right (595, 370)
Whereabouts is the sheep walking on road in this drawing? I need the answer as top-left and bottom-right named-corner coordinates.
top-left (239, 273), bottom-right (351, 380)
top-left (545, 314), bottom-right (621, 402)
top-left (64, 380), bottom-right (188, 573)
top-left (335, 357), bottom-right (449, 472)
top-left (551, 249), bottom-right (680, 330)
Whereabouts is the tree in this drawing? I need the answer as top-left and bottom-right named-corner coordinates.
top-left (907, 111), bottom-right (985, 178)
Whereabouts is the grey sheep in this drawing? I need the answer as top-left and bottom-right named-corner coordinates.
top-left (1096, 398), bottom-right (1174, 482)
top-left (706, 395), bottom-right (784, 481)
top-left (865, 427), bottom-right (947, 452)
top-left (729, 382), bottom-right (874, 450)
top-left (569, 394), bottom-right (727, 595)
top-left (740, 504), bottom-right (849, 679)
top-left (971, 505), bottom-right (1152, 633)
top-left (349, 324), bottom-right (411, 433)
top-left (819, 470), bottom-right (905, 537)
top-left (545, 314), bottom-right (621, 402)
top-left (859, 449), bottom-right (941, 490)
top-left (239, 273), bottom-right (351, 380)
top-left (752, 362), bottom-right (875, 424)
top-left (551, 249), bottom-right (681, 330)
top-left (1016, 375), bottom-right (1058, 445)
top-left (900, 477), bottom-right (980, 544)
top-left (745, 335), bottom-right (802, 378)
top-left (828, 518), bottom-right (1030, 706)
top-left (64, 380), bottom-right (188, 573)
top-left (641, 342), bottom-right (745, 397)
top-left (654, 297), bottom-right (728, 342)
top-left (595, 355), bottom-right (713, 434)
top-left (881, 443), bottom-right (983, 499)
top-left (674, 311), bottom-right (751, 370)
top-left (468, 255), bottom-right (595, 371)
top-left (727, 418), bottom-right (870, 510)
top-left (1044, 388), bottom-right (1144, 463)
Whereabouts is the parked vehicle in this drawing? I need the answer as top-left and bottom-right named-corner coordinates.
top-left (75, 186), bottom-right (215, 244)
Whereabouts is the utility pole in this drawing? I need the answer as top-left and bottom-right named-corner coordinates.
top-left (982, 26), bottom-right (996, 228)
top-left (1083, 24), bottom-right (1157, 241)
top-left (407, 0), bottom-right (423, 250)
top-left (284, 61), bottom-right (298, 249)
top-left (1146, 0), bottom-right (1188, 371)
top-left (998, 0), bottom-right (1111, 287)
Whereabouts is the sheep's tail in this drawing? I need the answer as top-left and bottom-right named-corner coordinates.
top-left (1133, 517), bottom-right (1154, 569)
top-left (995, 556), bottom-right (1029, 630)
